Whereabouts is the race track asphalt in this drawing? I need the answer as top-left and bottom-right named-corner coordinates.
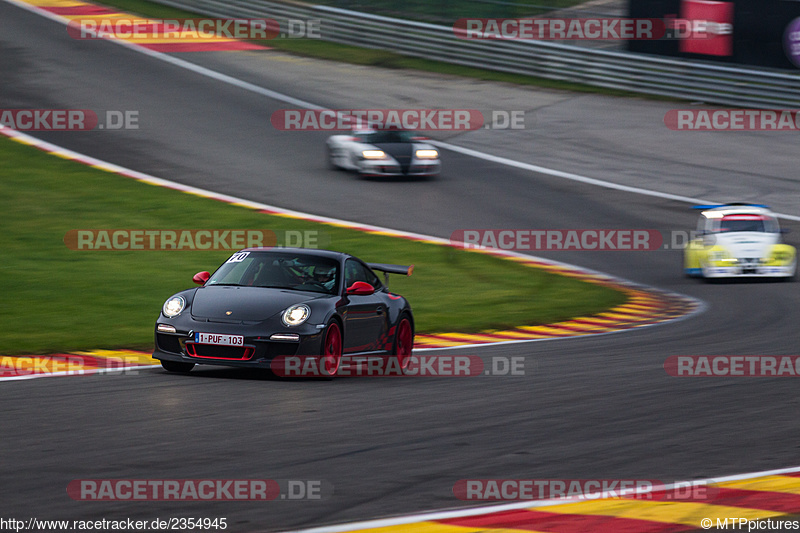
top-left (2, 3), bottom-right (799, 531)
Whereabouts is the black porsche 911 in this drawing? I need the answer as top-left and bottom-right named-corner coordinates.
top-left (153, 248), bottom-right (415, 377)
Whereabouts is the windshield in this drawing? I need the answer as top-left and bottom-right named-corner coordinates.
top-left (207, 251), bottom-right (339, 295)
top-left (717, 214), bottom-right (777, 234)
top-left (360, 130), bottom-right (416, 144)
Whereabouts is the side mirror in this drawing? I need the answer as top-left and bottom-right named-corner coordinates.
top-left (193, 271), bottom-right (210, 285)
top-left (346, 281), bottom-right (375, 296)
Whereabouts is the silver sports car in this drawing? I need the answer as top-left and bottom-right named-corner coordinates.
top-left (326, 129), bottom-right (440, 178)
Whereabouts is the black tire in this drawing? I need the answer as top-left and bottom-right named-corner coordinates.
top-left (161, 360), bottom-right (194, 373)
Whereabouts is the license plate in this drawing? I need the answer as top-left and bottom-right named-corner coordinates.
top-left (194, 333), bottom-right (244, 346)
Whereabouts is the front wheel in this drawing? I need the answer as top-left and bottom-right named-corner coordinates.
top-left (392, 316), bottom-right (414, 373)
top-left (320, 320), bottom-right (343, 378)
top-left (161, 360), bottom-right (194, 373)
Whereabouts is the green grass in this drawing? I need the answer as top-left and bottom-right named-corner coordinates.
top-left (0, 136), bottom-right (625, 355)
top-left (93, 0), bottom-right (650, 99)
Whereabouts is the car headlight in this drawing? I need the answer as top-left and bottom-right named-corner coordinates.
top-left (162, 296), bottom-right (185, 318)
top-left (361, 150), bottom-right (387, 160)
top-left (282, 304), bottom-right (310, 327)
top-left (772, 250), bottom-right (791, 263)
top-left (415, 149), bottom-right (438, 159)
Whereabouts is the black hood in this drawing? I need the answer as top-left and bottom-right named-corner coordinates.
top-left (190, 286), bottom-right (325, 321)
top-left (372, 142), bottom-right (413, 173)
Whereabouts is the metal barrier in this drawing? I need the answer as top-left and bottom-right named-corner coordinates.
top-left (152, 0), bottom-right (800, 108)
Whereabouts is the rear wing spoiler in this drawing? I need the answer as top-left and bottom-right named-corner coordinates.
top-left (367, 263), bottom-right (414, 276)
top-left (367, 263), bottom-right (413, 286)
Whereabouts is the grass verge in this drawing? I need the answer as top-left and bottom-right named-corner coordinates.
top-left (0, 135), bottom-right (626, 355)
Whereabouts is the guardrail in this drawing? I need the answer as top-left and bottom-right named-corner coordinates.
top-left (153, 0), bottom-right (800, 108)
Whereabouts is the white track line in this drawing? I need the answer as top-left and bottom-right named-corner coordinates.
top-left (4, 0), bottom-right (798, 223)
top-left (0, 365), bottom-right (161, 382)
top-left (285, 465), bottom-right (800, 533)
top-left (432, 141), bottom-right (800, 222)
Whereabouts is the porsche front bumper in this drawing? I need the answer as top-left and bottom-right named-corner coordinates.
top-left (700, 261), bottom-right (796, 278)
top-left (153, 323), bottom-right (326, 369)
top-left (358, 159), bottom-right (440, 177)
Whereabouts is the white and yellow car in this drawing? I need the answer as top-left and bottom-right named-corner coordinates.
top-left (684, 204), bottom-right (796, 280)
